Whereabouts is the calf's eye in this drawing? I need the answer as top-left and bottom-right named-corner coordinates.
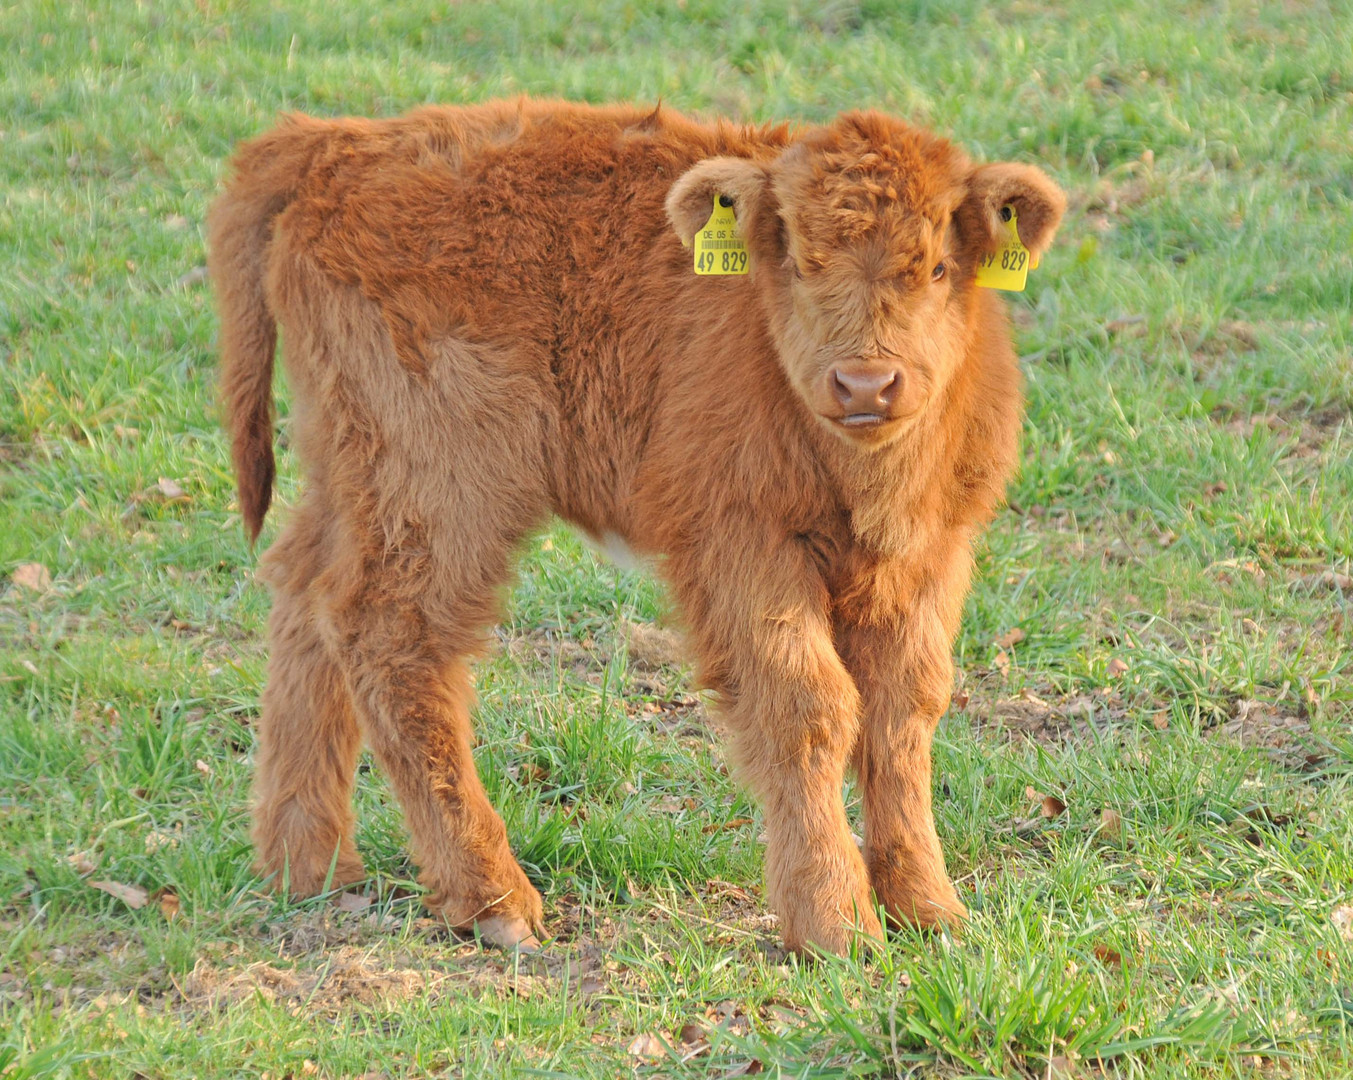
top-left (931, 262), bottom-right (947, 282)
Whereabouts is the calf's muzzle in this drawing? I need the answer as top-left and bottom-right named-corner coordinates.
top-left (829, 365), bottom-right (903, 426)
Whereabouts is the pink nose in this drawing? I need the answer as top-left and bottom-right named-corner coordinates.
top-left (830, 368), bottom-right (900, 415)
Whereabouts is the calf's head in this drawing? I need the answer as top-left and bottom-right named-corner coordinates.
top-left (667, 114), bottom-right (1065, 446)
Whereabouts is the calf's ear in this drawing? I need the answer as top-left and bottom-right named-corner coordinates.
top-left (666, 157), bottom-right (774, 249)
top-left (960, 162), bottom-right (1066, 262)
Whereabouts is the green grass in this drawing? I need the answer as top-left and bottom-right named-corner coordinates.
top-left (2, 0), bottom-right (1352, 1076)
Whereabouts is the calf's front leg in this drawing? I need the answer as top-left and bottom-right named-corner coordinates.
top-left (838, 552), bottom-right (972, 932)
top-left (674, 540), bottom-right (882, 955)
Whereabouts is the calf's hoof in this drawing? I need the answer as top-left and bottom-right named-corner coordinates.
top-left (255, 846), bottom-right (367, 898)
top-left (425, 861), bottom-right (545, 952)
top-left (473, 913), bottom-right (542, 952)
top-left (775, 868), bottom-right (885, 957)
top-left (870, 858), bottom-right (968, 935)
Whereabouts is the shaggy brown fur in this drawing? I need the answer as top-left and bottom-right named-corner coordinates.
top-left (209, 98), bottom-right (1064, 955)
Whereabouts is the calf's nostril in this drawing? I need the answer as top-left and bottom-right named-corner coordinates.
top-left (831, 370), bottom-right (853, 407)
top-left (830, 368), bottom-right (900, 413)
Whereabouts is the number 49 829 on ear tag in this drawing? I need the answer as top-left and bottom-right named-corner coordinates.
top-left (694, 194), bottom-right (749, 276)
top-left (975, 206), bottom-right (1036, 292)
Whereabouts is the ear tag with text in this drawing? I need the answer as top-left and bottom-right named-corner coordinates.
top-left (694, 194), bottom-right (749, 276)
top-left (974, 205), bottom-right (1033, 291)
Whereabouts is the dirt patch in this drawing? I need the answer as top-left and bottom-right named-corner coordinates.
top-left (1213, 401), bottom-right (1350, 459)
top-left (629, 691), bottom-right (710, 738)
top-left (0, 438), bottom-right (35, 468)
top-left (498, 620), bottom-right (709, 732)
top-left (181, 946), bottom-right (434, 1016)
top-left (960, 680), bottom-right (1333, 772)
top-left (1209, 699), bottom-right (1321, 770)
top-left (499, 626), bottom-right (608, 684)
top-left (960, 681), bottom-right (1132, 744)
top-left (620, 619), bottom-right (685, 670)
top-left (1189, 319), bottom-right (1262, 360)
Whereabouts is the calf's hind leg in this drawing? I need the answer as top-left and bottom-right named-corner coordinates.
top-left (271, 269), bottom-right (551, 946)
top-left (251, 507), bottom-right (366, 897)
top-left (302, 334), bottom-right (551, 946)
top-left (316, 554), bottom-right (545, 948)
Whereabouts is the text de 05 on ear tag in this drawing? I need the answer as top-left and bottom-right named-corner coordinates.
top-left (975, 206), bottom-right (1033, 292)
top-left (694, 194), bottom-right (749, 276)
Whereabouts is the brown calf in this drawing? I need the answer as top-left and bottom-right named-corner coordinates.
top-left (209, 98), bottom-right (1063, 955)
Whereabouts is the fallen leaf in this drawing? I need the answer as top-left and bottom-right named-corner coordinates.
top-left (334, 891), bottom-right (373, 913)
top-left (704, 879), bottom-right (752, 902)
top-left (705, 1000), bottom-right (753, 1037)
top-left (995, 627), bottom-right (1026, 649)
top-left (1151, 711), bottom-right (1170, 731)
top-left (176, 265), bottom-right (209, 289)
top-left (722, 1062), bottom-right (764, 1077)
top-left (702, 817), bottom-right (754, 834)
top-left (1333, 904), bottom-right (1353, 942)
top-left (1104, 314), bottom-right (1146, 335)
top-left (764, 1004), bottom-right (807, 1029)
top-left (1105, 657), bottom-right (1129, 679)
top-left (1093, 943), bottom-right (1123, 967)
top-left (993, 649), bottom-right (1011, 675)
top-left (626, 1032), bottom-right (669, 1061)
top-left (677, 1021), bottom-right (707, 1046)
top-left (194, 758), bottom-right (212, 777)
top-left (1098, 808), bottom-right (1123, 838)
top-left (1045, 1053), bottom-right (1079, 1078)
top-left (67, 851), bottom-right (98, 875)
top-left (156, 477), bottom-right (188, 501)
top-left (11, 563), bottom-right (52, 593)
top-left (90, 880), bottom-right (149, 909)
top-left (514, 762), bottom-right (549, 784)
top-left (154, 888), bottom-right (180, 921)
top-left (951, 687), bottom-right (971, 710)
top-left (1041, 794), bottom-right (1067, 819)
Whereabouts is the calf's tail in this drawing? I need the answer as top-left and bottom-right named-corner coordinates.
top-left (207, 118), bottom-right (320, 544)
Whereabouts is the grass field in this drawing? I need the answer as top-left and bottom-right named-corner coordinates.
top-left (2, 0), bottom-right (1352, 1076)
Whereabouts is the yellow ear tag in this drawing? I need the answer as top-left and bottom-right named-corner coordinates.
top-left (974, 206), bottom-right (1033, 291)
top-left (693, 194), bottom-right (749, 276)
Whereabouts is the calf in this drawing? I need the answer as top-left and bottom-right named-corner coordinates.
top-left (209, 98), bottom-right (1063, 955)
